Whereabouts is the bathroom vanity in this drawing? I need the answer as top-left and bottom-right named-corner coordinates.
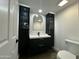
top-left (29, 13), bottom-right (54, 55)
top-left (18, 5), bottom-right (54, 56)
top-left (29, 37), bottom-right (51, 54)
top-left (29, 32), bottom-right (51, 54)
top-left (29, 34), bottom-right (54, 55)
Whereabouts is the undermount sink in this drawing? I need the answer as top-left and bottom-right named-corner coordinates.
top-left (29, 33), bottom-right (51, 39)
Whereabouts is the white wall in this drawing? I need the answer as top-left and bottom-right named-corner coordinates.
top-left (55, 2), bottom-right (79, 51)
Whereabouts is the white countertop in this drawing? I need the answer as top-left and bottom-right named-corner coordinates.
top-left (29, 33), bottom-right (51, 39)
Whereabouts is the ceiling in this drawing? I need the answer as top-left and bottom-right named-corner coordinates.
top-left (19, 0), bottom-right (77, 14)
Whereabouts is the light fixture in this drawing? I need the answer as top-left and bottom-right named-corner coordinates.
top-left (35, 14), bottom-right (39, 17)
top-left (38, 9), bottom-right (43, 13)
top-left (58, 0), bottom-right (68, 7)
top-left (38, 0), bottom-right (43, 13)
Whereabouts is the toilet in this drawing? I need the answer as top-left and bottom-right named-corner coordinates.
top-left (57, 39), bottom-right (79, 59)
top-left (57, 50), bottom-right (76, 59)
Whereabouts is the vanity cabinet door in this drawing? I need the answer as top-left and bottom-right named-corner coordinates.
top-left (29, 38), bottom-right (51, 54)
top-left (46, 13), bottom-right (54, 35)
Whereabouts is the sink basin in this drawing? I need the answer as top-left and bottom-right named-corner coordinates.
top-left (29, 33), bottom-right (51, 39)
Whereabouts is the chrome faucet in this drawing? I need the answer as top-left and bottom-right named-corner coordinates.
top-left (37, 32), bottom-right (40, 36)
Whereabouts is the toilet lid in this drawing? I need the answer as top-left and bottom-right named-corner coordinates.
top-left (57, 50), bottom-right (76, 59)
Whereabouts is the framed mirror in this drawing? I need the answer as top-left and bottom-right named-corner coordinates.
top-left (33, 14), bottom-right (44, 31)
top-left (30, 14), bottom-right (46, 34)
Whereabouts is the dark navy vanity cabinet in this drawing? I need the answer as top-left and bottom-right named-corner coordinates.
top-left (29, 38), bottom-right (52, 54)
top-left (18, 5), bottom-right (30, 56)
top-left (18, 5), bottom-right (54, 56)
top-left (46, 13), bottom-right (54, 47)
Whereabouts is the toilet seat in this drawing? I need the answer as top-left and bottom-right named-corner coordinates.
top-left (57, 50), bottom-right (76, 59)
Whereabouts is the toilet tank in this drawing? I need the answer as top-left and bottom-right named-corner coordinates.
top-left (65, 39), bottom-right (79, 56)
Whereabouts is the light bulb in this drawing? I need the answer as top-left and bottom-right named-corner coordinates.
top-left (38, 9), bottom-right (43, 13)
top-left (35, 14), bottom-right (38, 17)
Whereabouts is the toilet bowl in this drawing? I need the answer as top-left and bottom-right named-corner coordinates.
top-left (57, 39), bottom-right (79, 59)
top-left (57, 50), bottom-right (76, 59)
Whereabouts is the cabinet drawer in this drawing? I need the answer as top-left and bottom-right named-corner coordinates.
top-left (30, 38), bottom-right (51, 47)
